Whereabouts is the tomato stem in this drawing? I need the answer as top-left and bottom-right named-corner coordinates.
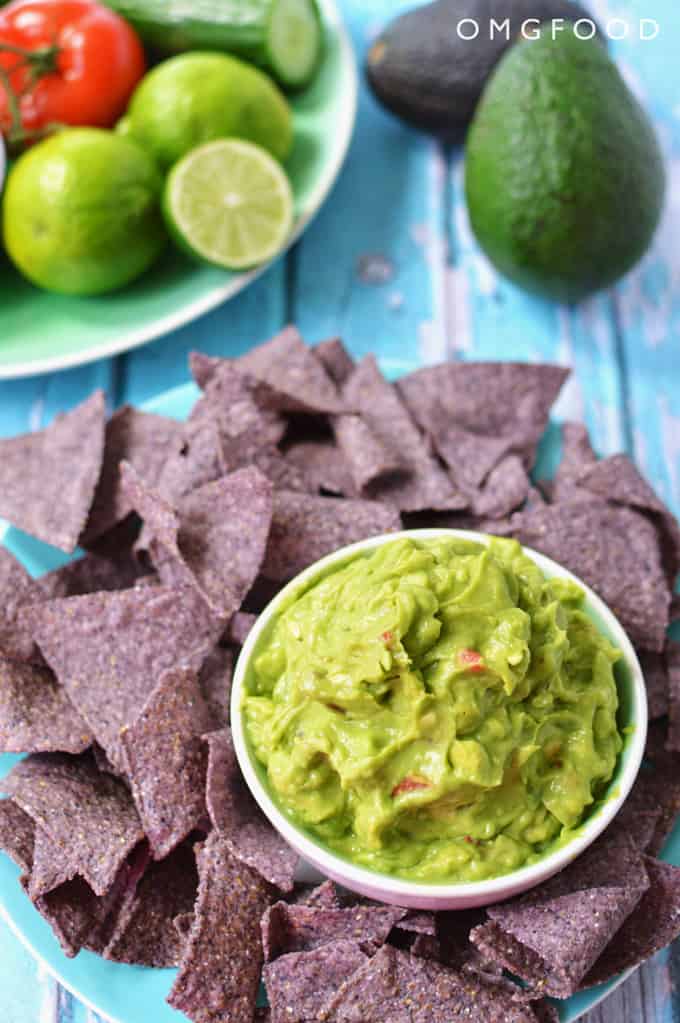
top-left (0, 41), bottom-right (60, 67)
top-left (0, 40), bottom-right (61, 150)
top-left (0, 61), bottom-right (22, 140)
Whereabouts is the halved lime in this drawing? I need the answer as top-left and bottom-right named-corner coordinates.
top-left (164, 139), bottom-right (294, 271)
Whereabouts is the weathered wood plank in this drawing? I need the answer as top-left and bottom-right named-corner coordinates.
top-left (0, 918), bottom-right (59, 1023)
top-left (0, 364), bottom-right (116, 438)
top-left (446, 153), bottom-right (629, 475)
top-left (589, 0), bottom-right (680, 518)
top-left (584, 952), bottom-right (673, 1023)
top-left (0, 378), bottom-right (48, 438)
top-left (119, 262), bottom-right (287, 407)
top-left (291, 0), bottom-right (448, 371)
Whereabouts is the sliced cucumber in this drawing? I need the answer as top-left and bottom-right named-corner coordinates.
top-left (105, 0), bottom-right (323, 90)
top-left (267, 0), bottom-right (323, 89)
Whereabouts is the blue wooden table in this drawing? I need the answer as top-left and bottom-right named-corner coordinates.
top-left (1, 1), bottom-right (679, 1020)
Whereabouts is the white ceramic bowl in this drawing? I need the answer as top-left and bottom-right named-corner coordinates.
top-left (232, 529), bottom-right (647, 910)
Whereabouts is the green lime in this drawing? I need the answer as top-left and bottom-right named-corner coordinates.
top-left (163, 139), bottom-right (294, 271)
top-left (126, 53), bottom-right (293, 172)
top-left (2, 129), bottom-right (165, 297)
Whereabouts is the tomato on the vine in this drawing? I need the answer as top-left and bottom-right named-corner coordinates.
top-left (0, 0), bottom-right (146, 145)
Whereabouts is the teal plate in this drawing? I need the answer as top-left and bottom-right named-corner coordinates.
top-left (0, 0), bottom-right (357, 380)
top-left (1, 370), bottom-right (678, 1023)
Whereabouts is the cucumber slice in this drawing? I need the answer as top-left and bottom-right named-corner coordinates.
top-left (266, 0), bottom-right (323, 89)
top-left (105, 0), bottom-right (324, 90)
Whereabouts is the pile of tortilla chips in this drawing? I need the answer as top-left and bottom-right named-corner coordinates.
top-left (1, 327), bottom-right (680, 1023)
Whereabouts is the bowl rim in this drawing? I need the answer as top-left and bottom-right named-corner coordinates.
top-left (231, 528), bottom-right (648, 904)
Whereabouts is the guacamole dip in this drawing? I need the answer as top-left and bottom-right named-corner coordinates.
top-left (243, 536), bottom-right (623, 883)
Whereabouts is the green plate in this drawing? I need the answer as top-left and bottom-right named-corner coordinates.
top-left (0, 0), bottom-right (357, 380)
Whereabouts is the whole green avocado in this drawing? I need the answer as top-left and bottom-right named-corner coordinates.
top-left (464, 27), bottom-right (665, 303)
top-left (366, 0), bottom-right (603, 139)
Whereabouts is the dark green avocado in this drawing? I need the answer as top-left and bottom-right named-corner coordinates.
top-left (366, 0), bottom-right (602, 139)
top-left (465, 27), bottom-right (665, 303)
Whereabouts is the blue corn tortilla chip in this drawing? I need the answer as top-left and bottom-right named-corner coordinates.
top-left (341, 356), bottom-right (465, 512)
top-left (671, 592), bottom-right (680, 623)
top-left (189, 351), bottom-right (221, 390)
top-left (29, 827), bottom-right (77, 898)
top-left (31, 841), bottom-right (151, 959)
top-left (533, 1004), bottom-right (560, 1023)
top-left (509, 500), bottom-right (670, 651)
top-left (577, 453), bottom-right (680, 589)
top-left (0, 391), bottom-right (106, 553)
top-left (2, 753), bottom-right (143, 897)
top-left (428, 425), bottom-right (517, 492)
top-left (468, 454), bottom-right (530, 520)
top-left (262, 900), bottom-right (406, 961)
top-left (639, 647), bottom-right (670, 720)
top-left (293, 880), bottom-right (344, 910)
top-left (421, 908), bottom-right (487, 971)
top-left (21, 583), bottom-right (224, 769)
top-left (229, 443), bottom-right (310, 492)
top-left (123, 463), bottom-right (274, 620)
top-left (199, 647), bottom-right (234, 728)
top-left (0, 655), bottom-right (92, 755)
top-left (551, 422), bottom-right (599, 503)
top-left (0, 799), bottom-right (35, 874)
top-left (0, 548), bottom-right (44, 662)
top-left (262, 490), bottom-right (401, 582)
top-left (168, 833), bottom-right (272, 1023)
top-left (314, 338), bottom-right (355, 387)
top-left (665, 641), bottom-right (680, 753)
top-left (470, 832), bottom-right (649, 998)
top-left (103, 841), bottom-right (199, 968)
top-left (225, 612), bottom-right (257, 649)
top-left (237, 326), bottom-right (346, 415)
top-left (284, 440), bottom-right (358, 497)
top-left (83, 406), bottom-right (182, 543)
top-left (174, 910), bottom-right (194, 942)
top-left (639, 748), bottom-right (680, 857)
top-left (583, 856), bottom-right (680, 988)
top-left (332, 413), bottom-right (408, 496)
top-left (31, 875), bottom-right (115, 958)
top-left (319, 944), bottom-right (551, 1023)
top-left (408, 933), bottom-right (441, 960)
top-left (264, 941), bottom-right (369, 1023)
top-left (204, 728), bottom-right (298, 892)
top-left (189, 362), bottom-right (287, 454)
top-left (612, 766), bottom-right (666, 854)
top-left (397, 362), bottom-right (569, 471)
top-left (92, 743), bottom-right (124, 779)
top-left (82, 513), bottom-right (143, 559)
top-left (121, 460), bottom-right (181, 554)
top-left (120, 667), bottom-right (213, 859)
top-left (151, 418), bottom-right (228, 515)
top-left (394, 909), bottom-right (436, 936)
top-left (38, 550), bottom-right (148, 600)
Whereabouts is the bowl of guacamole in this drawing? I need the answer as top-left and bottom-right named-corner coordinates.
top-left (232, 530), bottom-right (647, 909)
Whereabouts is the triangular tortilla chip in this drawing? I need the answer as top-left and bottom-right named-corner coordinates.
top-left (204, 728), bottom-right (297, 892)
top-left (0, 391), bottom-right (105, 552)
top-left (22, 584), bottom-right (223, 768)
top-left (120, 667), bottom-right (213, 859)
top-left (0, 655), bottom-right (92, 754)
top-left (168, 833), bottom-right (272, 1023)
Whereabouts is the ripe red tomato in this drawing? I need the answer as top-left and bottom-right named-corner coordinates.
top-left (0, 0), bottom-right (145, 143)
